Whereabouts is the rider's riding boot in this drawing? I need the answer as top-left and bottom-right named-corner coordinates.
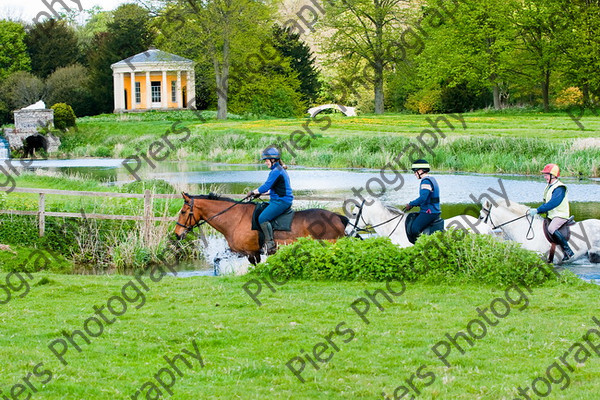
top-left (552, 230), bottom-right (575, 261)
top-left (260, 221), bottom-right (277, 255)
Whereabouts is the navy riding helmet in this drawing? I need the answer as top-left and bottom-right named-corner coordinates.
top-left (261, 147), bottom-right (281, 160)
top-left (411, 159), bottom-right (430, 172)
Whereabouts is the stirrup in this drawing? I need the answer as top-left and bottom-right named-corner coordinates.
top-left (263, 241), bottom-right (277, 255)
top-left (562, 249), bottom-right (574, 262)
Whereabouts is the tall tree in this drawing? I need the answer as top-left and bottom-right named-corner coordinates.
top-left (87, 4), bottom-right (156, 114)
top-left (46, 64), bottom-right (94, 116)
top-left (25, 19), bottom-right (81, 78)
top-left (0, 71), bottom-right (45, 110)
top-left (510, 0), bottom-right (563, 111)
top-left (271, 25), bottom-right (321, 105)
top-left (417, 0), bottom-right (519, 109)
top-left (0, 20), bottom-right (30, 81)
top-left (320, 0), bottom-right (407, 114)
top-left (554, 0), bottom-right (600, 102)
top-left (168, 0), bottom-right (274, 119)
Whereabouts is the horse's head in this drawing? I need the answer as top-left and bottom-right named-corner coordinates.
top-left (346, 197), bottom-right (402, 236)
top-left (174, 192), bottom-right (202, 240)
top-left (478, 199), bottom-right (495, 225)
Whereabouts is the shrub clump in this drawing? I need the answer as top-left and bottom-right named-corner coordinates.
top-left (252, 231), bottom-right (558, 287)
top-left (51, 103), bottom-right (76, 130)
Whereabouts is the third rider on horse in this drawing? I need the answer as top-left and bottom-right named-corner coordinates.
top-left (528, 163), bottom-right (574, 261)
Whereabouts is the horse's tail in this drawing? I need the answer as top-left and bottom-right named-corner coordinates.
top-left (336, 213), bottom-right (350, 228)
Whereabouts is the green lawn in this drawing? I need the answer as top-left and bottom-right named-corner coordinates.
top-left (0, 273), bottom-right (598, 399)
top-left (48, 109), bottom-right (600, 177)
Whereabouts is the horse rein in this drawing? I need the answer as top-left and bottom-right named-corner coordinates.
top-left (348, 200), bottom-right (405, 238)
top-left (480, 206), bottom-right (535, 240)
top-left (176, 195), bottom-right (252, 234)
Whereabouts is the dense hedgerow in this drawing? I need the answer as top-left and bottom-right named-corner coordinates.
top-left (252, 230), bottom-right (560, 286)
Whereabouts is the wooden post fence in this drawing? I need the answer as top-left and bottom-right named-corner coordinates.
top-left (0, 187), bottom-right (343, 243)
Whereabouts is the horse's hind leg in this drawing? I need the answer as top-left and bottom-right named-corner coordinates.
top-left (248, 254), bottom-right (261, 265)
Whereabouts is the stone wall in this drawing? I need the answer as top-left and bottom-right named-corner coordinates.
top-left (3, 129), bottom-right (60, 153)
top-left (14, 109), bottom-right (54, 131)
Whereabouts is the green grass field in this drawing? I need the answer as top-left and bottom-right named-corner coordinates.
top-left (52, 109), bottom-right (600, 177)
top-left (0, 274), bottom-right (598, 399)
top-left (2, 110), bottom-right (600, 399)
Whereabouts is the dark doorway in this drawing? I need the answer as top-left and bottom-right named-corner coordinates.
top-left (124, 89), bottom-right (128, 110)
top-left (23, 135), bottom-right (47, 158)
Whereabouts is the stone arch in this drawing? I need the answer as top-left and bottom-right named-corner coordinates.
top-left (307, 104), bottom-right (357, 118)
top-left (23, 135), bottom-right (47, 157)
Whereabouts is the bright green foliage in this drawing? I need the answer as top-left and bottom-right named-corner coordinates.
top-left (25, 19), bottom-right (81, 79)
top-left (51, 103), bottom-right (76, 130)
top-left (320, 0), bottom-right (407, 114)
top-left (253, 232), bottom-right (555, 286)
top-left (230, 73), bottom-right (305, 118)
top-left (0, 20), bottom-right (30, 81)
top-left (161, 0), bottom-right (275, 119)
top-left (417, 0), bottom-right (519, 110)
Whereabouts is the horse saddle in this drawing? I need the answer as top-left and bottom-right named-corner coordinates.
top-left (251, 202), bottom-right (295, 232)
top-left (543, 216), bottom-right (575, 244)
top-left (405, 213), bottom-right (445, 245)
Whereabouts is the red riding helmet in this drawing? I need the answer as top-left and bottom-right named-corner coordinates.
top-left (541, 163), bottom-right (560, 177)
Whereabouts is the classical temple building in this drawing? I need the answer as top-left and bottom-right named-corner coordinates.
top-left (111, 48), bottom-right (196, 113)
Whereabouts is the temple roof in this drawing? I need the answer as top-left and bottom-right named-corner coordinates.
top-left (111, 48), bottom-right (194, 68)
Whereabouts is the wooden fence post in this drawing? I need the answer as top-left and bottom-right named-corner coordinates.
top-left (143, 190), bottom-right (152, 244)
top-left (38, 193), bottom-right (45, 237)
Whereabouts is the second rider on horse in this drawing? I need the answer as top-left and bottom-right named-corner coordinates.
top-left (404, 159), bottom-right (441, 240)
top-left (248, 147), bottom-right (294, 254)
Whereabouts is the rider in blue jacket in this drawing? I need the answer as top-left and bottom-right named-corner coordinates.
top-left (404, 159), bottom-right (441, 240)
top-left (248, 147), bottom-right (293, 254)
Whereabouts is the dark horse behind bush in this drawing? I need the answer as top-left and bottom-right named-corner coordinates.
top-left (174, 193), bottom-right (349, 264)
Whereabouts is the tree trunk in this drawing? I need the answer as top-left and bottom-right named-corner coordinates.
top-left (542, 69), bottom-right (550, 112)
top-left (374, 61), bottom-right (384, 114)
top-left (493, 84), bottom-right (501, 110)
top-left (582, 83), bottom-right (590, 106)
top-left (216, 36), bottom-right (230, 120)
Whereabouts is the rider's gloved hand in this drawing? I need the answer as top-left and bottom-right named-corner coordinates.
top-left (403, 204), bottom-right (413, 212)
top-left (528, 208), bottom-right (538, 217)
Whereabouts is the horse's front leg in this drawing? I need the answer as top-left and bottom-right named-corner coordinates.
top-left (247, 254), bottom-right (261, 265)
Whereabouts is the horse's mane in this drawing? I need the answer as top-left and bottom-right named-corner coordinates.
top-left (495, 199), bottom-right (529, 214)
top-left (189, 193), bottom-right (239, 203)
top-left (384, 205), bottom-right (404, 216)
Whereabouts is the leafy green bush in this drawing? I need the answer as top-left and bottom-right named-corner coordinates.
top-left (51, 103), bottom-right (76, 130)
top-left (230, 73), bottom-right (306, 118)
top-left (252, 231), bottom-right (558, 287)
top-left (405, 87), bottom-right (443, 114)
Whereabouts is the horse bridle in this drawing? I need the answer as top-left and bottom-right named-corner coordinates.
top-left (176, 195), bottom-right (252, 236)
top-left (347, 200), bottom-right (405, 238)
top-left (479, 204), bottom-right (535, 240)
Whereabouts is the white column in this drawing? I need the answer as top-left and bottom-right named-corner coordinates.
top-left (112, 72), bottom-right (121, 112)
top-left (119, 73), bottom-right (125, 111)
top-left (130, 71), bottom-right (136, 111)
top-left (161, 70), bottom-right (168, 109)
top-left (176, 70), bottom-right (182, 109)
top-left (186, 69), bottom-right (196, 109)
top-left (145, 71), bottom-right (151, 110)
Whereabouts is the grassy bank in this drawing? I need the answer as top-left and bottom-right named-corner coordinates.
top-left (49, 109), bottom-right (600, 177)
top-left (0, 174), bottom-right (205, 273)
top-left (0, 274), bottom-right (598, 399)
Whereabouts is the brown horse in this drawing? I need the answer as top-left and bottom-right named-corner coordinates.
top-left (174, 193), bottom-right (349, 264)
